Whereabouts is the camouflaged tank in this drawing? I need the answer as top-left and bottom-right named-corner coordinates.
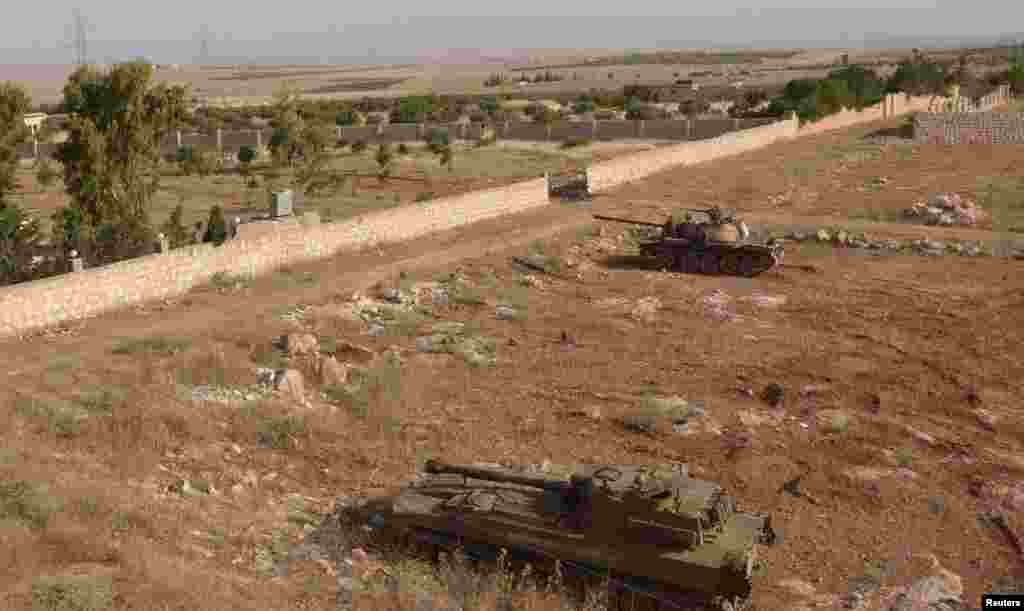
top-left (350, 459), bottom-right (777, 611)
top-left (594, 207), bottom-right (783, 277)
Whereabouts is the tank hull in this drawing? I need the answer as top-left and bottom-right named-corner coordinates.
top-left (639, 239), bottom-right (782, 277)
top-left (351, 462), bottom-right (776, 611)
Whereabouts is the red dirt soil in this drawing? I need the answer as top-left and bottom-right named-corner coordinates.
top-left (1, 118), bottom-right (1022, 611)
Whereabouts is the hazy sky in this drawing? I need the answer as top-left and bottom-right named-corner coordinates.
top-left (1, 1), bottom-right (1022, 63)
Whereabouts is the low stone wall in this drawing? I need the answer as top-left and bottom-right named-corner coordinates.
top-left (0, 178), bottom-right (548, 337)
top-left (913, 112), bottom-right (1024, 144)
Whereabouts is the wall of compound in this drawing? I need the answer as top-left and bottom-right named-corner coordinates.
top-left (0, 178), bottom-right (547, 336)
top-left (913, 112), bottom-right (1024, 144)
top-left (0, 90), bottom-right (952, 337)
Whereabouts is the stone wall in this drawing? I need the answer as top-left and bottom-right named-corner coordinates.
top-left (0, 178), bottom-right (548, 337)
top-left (0, 90), bottom-right (939, 338)
top-left (913, 112), bottom-right (1024, 144)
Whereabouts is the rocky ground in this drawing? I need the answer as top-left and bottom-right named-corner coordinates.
top-left (1, 118), bottom-right (1022, 611)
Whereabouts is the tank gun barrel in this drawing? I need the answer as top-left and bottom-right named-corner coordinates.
top-left (592, 214), bottom-right (665, 228)
top-left (424, 460), bottom-right (572, 491)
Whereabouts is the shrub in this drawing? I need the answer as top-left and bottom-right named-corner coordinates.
top-left (202, 204), bottom-right (228, 245)
top-left (31, 574), bottom-right (114, 611)
top-left (351, 139), bottom-right (367, 153)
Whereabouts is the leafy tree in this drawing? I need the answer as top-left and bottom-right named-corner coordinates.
top-left (436, 144), bottom-right (454, 172)
top-left (202, 204), bottom-right (228, 245)
top-left (813, 79), bottom-right (852, 117)
top-left (0, 202), bottom-right (45, 285)
top-left (50, 205), bottom-right (83, 260)
top-left (0, 81), bottom-right (32, 206)
top-left (335, 108), bottom-right (362, 126)
top-left (267, 82), bottom-right (334, 193)
top-left (35, 157), bottom-right (59, 189)
top-left (159, 203), bottom-right (190, 249)
top-left (54, 61), bottom-right (189, 265)
top-left (479, 96), bottom-right (499, 115)
top-left (572, 95), bottom-right (595, 115)
top-left (237, 145), bottom-right (256, 174)
top-left (827, 65), bottom-right (885, 109)
top-left (885, 57), bottom-right (948, 96)
top-left (392, 95), bottom-right (436, 123)
top-left (374, 143), bottom-right (394, 181)
top-left (425, 128), bottom-right (450, 154)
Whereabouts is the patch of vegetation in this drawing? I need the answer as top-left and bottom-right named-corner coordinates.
top-left (209, 271), bottom-right (252, 290)
top-left (822, 412), bottom-right (850, 433)
top-left (418, 322), bottom-right (497, 368)
top-left (324, 354), bottom-right (403, 417)
top-left (848, 207), bottom-right (901, 223)
top-left (273, 267), bottom-right (319, 288)
top-left (560, 136), bottom-right (592, 149)
top-left (110, 335), bottom-right (191, 356)
top-left (31, 574), bottom-right (114, 611)
top-left (975, 175), bottom-right (1024, 232)
top-left (0, 479), bottom-right (60, 529)
top-left (14, 395), bottom-right (89, 438)
top-left (250, 342), bottom-right (289, 370)
top-left (894, 446), bottom-right (914, 467)
top-left (253, 411), bottom-right (307, 450)
top-left (414, 191), bottom-right (435, 202)
top-left (73, 386), bottom-right (126, 415)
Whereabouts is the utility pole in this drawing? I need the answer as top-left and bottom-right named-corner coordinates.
top-left (197, 24), bottom-right (211, 65)
top-left (66, 9), bottom-right (89, 66)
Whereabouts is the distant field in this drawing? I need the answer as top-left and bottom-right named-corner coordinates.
top-left (0, 46), bottom-right (925, 107)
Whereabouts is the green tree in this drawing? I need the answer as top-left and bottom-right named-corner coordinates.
top-left (572, 95), bottom-right (595, 115)
top-left (813, 79), bottom-right (852, 117)
top-left (237, 145), bottom-right (256, 175)
top-left (54, 61), bottom-right (189, 265)
top-left (35, 157), bottom-right (59, 189)
top-left (479, 96), bottom-right (499, 115)
top-left (160, 203), bottom-right (190, 249)
top-left (50, 205), bottom-right (83, 260)
top-left (202, 204), bottom-right (228, 245)
top-left (436, 144), bottom-right (453, 172)
top-left (0, 81), bottom-right (32, 206)
top-left (425, 128), bottom-right (450, 154)
top-left (335, 108), bottom-right (361, 126)
top-left (827, 65), bottom-right (884, 109)
top-left (0, 202), bottom-right (45, 285)
top-left (267, 82), bottom-right (334, 193)
top-left (391, 95), bottom-right (436, 123)
top-left (374, 143), bottom-right (394, 181)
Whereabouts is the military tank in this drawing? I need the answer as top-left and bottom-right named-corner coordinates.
top-left (593, 206), bottom-right (783, 277)
top-left (349, 459), bottom-right (776, 611)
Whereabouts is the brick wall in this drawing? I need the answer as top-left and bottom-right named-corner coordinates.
top-left (913, 112), bottom-right (1024, 144)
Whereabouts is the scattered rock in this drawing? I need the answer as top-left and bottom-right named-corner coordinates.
top-left (974, 409), bottom-right (998, 431)
top-left (273, 369), bottom-right (308, 406)
top-left (761, 383), bottom-right (785, 407)
top-left (816, 229), bottom-right (832, 242)
top-left (380, 287), bottom-right (403, 303)
top-left (430, 287), bottom-right (449, 305)
top-left (495, 304), bottom-right (519, 320)
top-left (630, 297), bottom-right (661, 323)
top-left (335, 341), bottom-right (376, 364)
top-left (283, 333), bottom-right (318, 357)
top-left (701, 289), bottom-right (735, 321)
top-left (903, 193), bottom-right (986, 227)
top-left (317, 356), bottom-right (350, 386)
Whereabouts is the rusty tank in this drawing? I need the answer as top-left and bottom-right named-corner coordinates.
top-left (593, 206), bottom-right (783, 277)
top-left (349, 459), bottom-right (776, 611)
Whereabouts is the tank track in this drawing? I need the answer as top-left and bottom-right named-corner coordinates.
top-left (641, 241), bottom-right (782, 277)
top-left (390, 525), bottom-right (752, 611)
